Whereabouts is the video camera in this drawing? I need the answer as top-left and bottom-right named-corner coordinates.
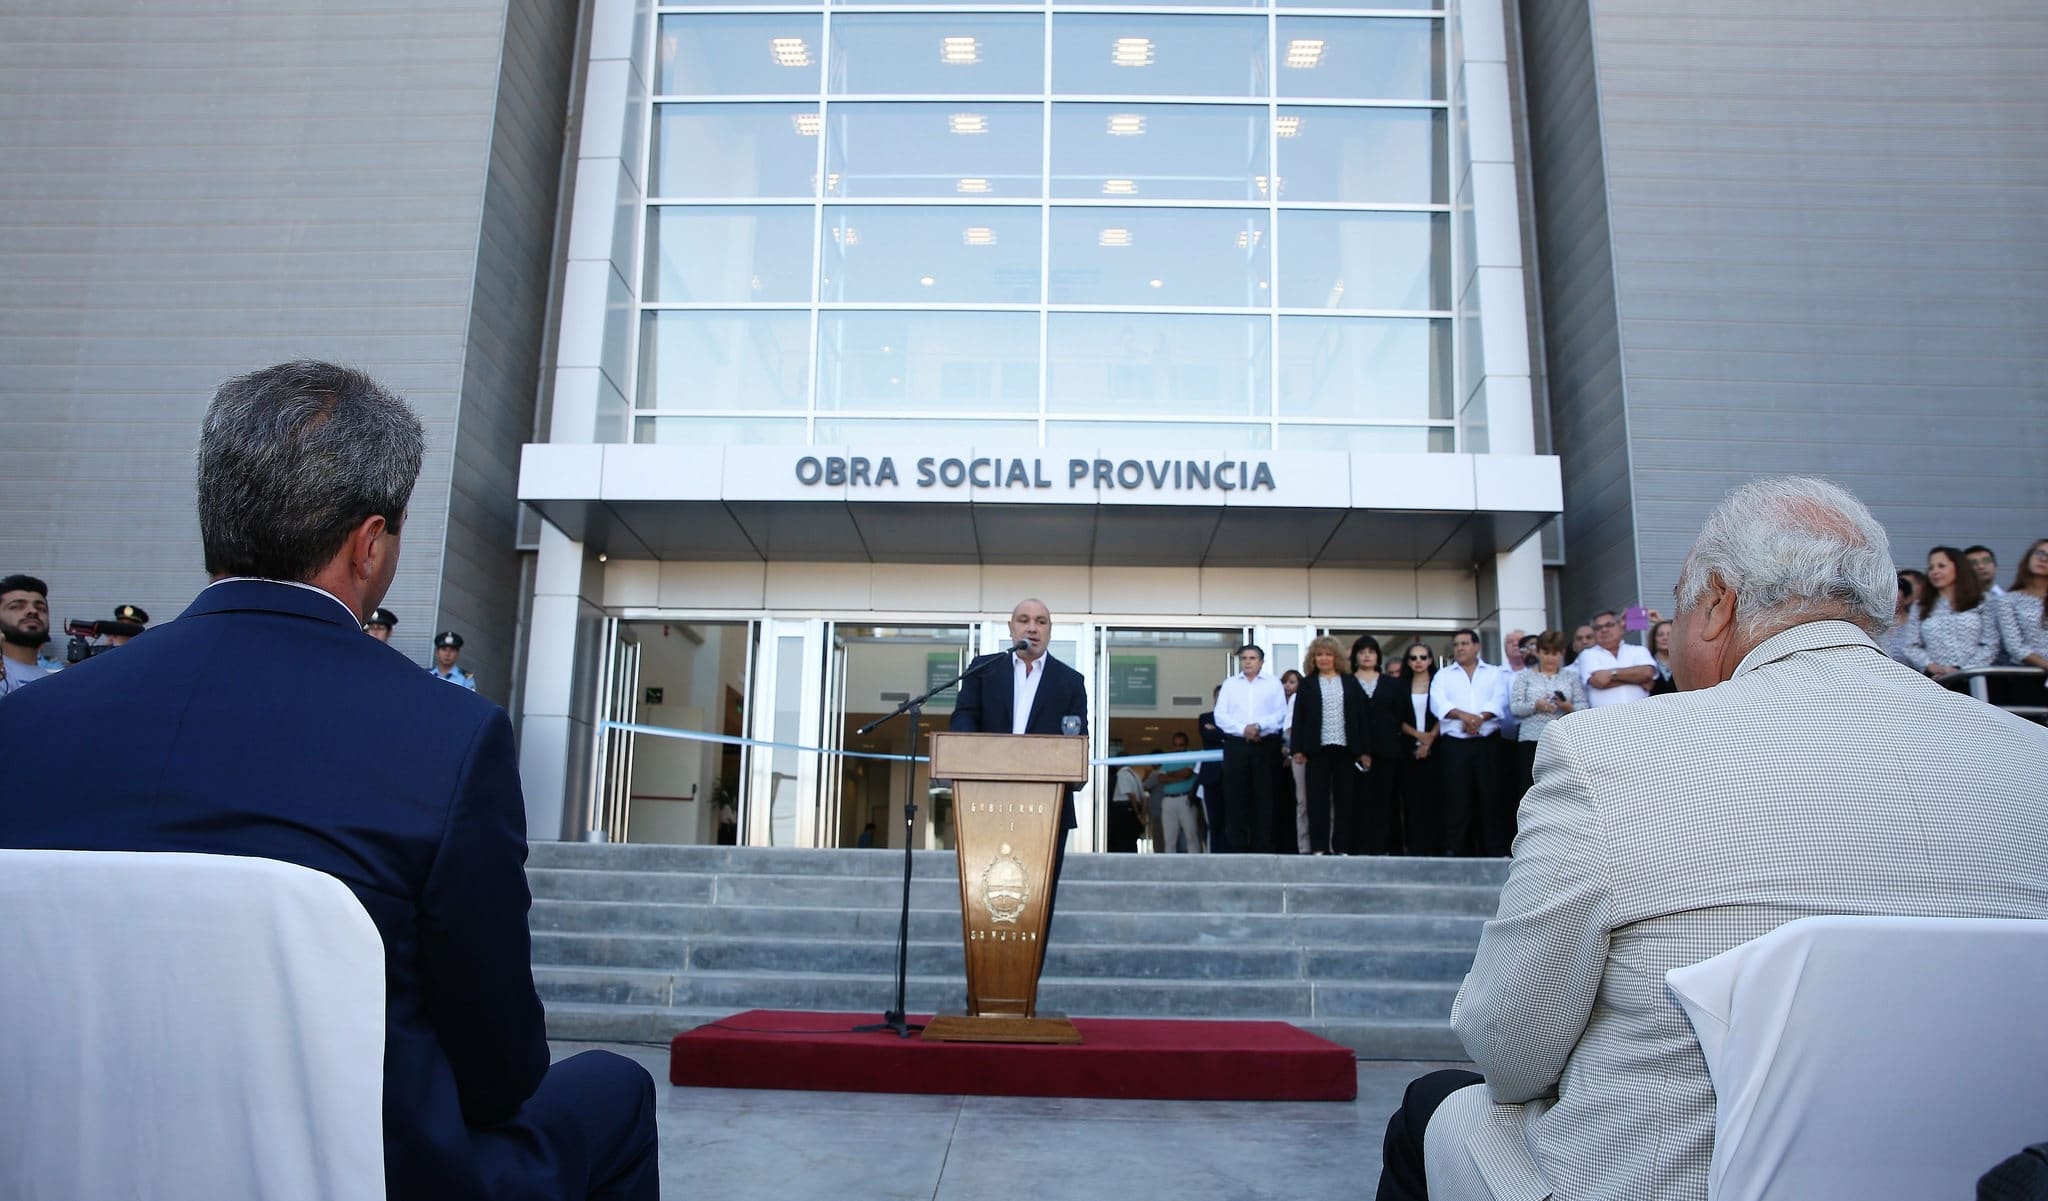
top-left (65, 619), bottom-right (111, 664)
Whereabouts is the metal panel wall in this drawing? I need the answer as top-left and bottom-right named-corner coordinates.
top-left (0, 0), bottom-right (570, 688)
top-left (1516, 0), bottom-right (1639, 627)
top-left (1528, 0), bottom-right (2048, 616)
top-left (438, 0), bottom-right (581, 699)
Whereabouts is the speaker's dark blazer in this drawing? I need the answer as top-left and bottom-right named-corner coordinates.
top-left (948, 651), bottom-right (1089, 830)
top-left (0, 579), bottom-right (550, 1200)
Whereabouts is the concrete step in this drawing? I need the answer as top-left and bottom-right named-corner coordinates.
top-left (524, 842), bottom-right (1505, 1061)
top-left (530, 931), bottom-right (1477, 982)
top-left (536, 1001), bottom-right (1471, 1061)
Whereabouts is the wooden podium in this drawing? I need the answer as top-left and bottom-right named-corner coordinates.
top-left (921, 731), bottom-right (1089, 1044)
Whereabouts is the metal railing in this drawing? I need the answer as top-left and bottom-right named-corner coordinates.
top-left (1933, 666), bottom-right (2048, 722)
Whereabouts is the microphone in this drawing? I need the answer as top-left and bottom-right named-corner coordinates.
top-left (1010, 638), bottom-right (1032, 653)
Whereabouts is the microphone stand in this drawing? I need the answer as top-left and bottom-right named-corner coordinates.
top-left (853, 644), bottom-right (1020, 1038)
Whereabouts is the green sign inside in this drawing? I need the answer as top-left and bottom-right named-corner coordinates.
top-left (1108, 656), bottom-right (1157, 707)
top-left (924, 652), bottom-right (961, 711)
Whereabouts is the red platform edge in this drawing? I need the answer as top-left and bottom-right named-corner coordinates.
top-left (669, 1010), bottom-right (1357, 1102)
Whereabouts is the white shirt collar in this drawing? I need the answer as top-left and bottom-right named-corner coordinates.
top-left (204, 577), bottom-right (361, 627)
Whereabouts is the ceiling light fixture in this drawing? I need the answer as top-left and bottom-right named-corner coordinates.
top-left (1274, 115), bottom-right (1302, 138)
top-left (1112, 37), bottom-right (1153, 67)
top-left (1098, 228), bottom-right (1132, 247)
top-left (792, 112), bottom-right (821, 136)
top-left (1285, 39), bottom-right (1324, 69)
top-left (1102, 178), bottom-right (1138, 195)
top-left (770, 37), bottom-right (812, 67)
top-left (832, 226), bottom-right (860, 245)
top-left (919, 275), bottom-right (936, 286)
top-left (962, 227), bottom-right (996, 245)
top-left (1106, 113), bottom-right (1146, 136)
top-left (941, 36), bottom-right (980, 64)
top-left (956, 177), bottom-right (991, 193)
top-left (1148, 278), bottom-right (1164, 288)
top-left (949, 112), bottom-right (988, 134)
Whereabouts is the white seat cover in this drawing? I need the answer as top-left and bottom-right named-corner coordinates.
top-left (1667, 914), bottom-right (2048, 1201)
top-left (0, 849), bottom-right (386, 1201)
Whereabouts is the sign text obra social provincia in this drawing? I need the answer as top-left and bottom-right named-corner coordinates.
top-left (794, 455), bottom-right (1278, 493)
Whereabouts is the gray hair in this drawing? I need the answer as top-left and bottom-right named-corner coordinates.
top-left (1675, 476), bottom-right (1895, 638)
top-left (197, 361), bottom-right (424, 581)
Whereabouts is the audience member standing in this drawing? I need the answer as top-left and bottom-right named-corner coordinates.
top-left (1396, 644), bottom-right (1442, 855)
top-left (1380, 476), bottom-right (2048, 1201)
top-left (1576, 610), bottom-right (1657, 707)
top-left (1196, 686), bottom-right (1227, 853)
top-left (1886, 569), bottom-right (1930, 664)
top-left (0, 361), bottom-right (658, 1201)
top-left (1155, 731), bottom-right (1204, 853)
top-left (0, 575), bottom-right (53, 698)
top-left (1280, 667), bottom-right (1308, 854)
top-left (1899, 545), bottom-right (1997, 678)
top-left (1965, 545), bottom-right (2004, 597)
top-left (1647, 620), bottom-right (1677, 696)
top-left (1565, 624), bottom-right (1595, 667)
top-left (1290, 637), bottom-right (1363, 855)
top-left (1107, 761), bottom-right (1146, 853)
top-left (1508, 631), bottom-right (1587, 795)
top-left (1995, 538), bottom-right (2048, 672)
top-left (1350, 636), bottom-right (1404, 855)
top-left (1429, 630), bottom-right (1512, 857)
top-left (1214, 645), bottom-right (1288, 853)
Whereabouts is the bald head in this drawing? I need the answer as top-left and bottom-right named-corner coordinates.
top-left (1008, 597), bottom-right (1051, 661)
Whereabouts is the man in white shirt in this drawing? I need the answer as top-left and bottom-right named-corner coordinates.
top-left (1575, 609), bottom-right (1658, 707)
top-left (1213, 645), bottom-right (1289, 853)
top-left (1428, 629), bottom-right (1512, 856)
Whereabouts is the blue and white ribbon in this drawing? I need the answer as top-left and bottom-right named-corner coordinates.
top-left (598, 721), bottom-right (1220, 767)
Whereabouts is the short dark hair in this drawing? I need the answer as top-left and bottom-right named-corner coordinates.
top-left (0, 574), bottom-right (48, 599)
top-left (1590, 610), bottom-right (1620, 625)
top-left (1517, 633), bottom-right (1538, 649)
top-left (1964, 545), bottom-right (1995, 560)
top-left (197, 361), bottom-right (424, 581)
top-left (1451, 627), bottom-right (1479, 644)
top-left (1536, 629), bottom-right (1568, 655)
top-left (1170, 730), bottom-right (1190, 746)
top-left (1236, 643), bottom-right (1263, 660)
top-left (1350, 634), bottom-right (1382, 669)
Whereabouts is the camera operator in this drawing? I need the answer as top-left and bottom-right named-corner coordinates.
top-left (67, 604), bottom-right (152, 663)
top-left (0, 574), bottom-right (54, 697)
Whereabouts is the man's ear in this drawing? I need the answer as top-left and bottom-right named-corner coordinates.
top-left (352, 514), bottom-right (391, 579)
top-left (1701, 572), bottom-right (1739, 642)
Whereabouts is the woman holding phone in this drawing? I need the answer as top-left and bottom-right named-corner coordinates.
top-left (1510, 630), bottom-right (1589, 796)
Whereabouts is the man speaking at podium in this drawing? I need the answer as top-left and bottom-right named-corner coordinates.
top-left (950, 597), bottom-right (1090, 933)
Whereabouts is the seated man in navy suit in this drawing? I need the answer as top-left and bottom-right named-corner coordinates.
top-left (949, 597), bottom-right (1090, 933)
top-left (0, 361), bottom-right (657, 1201)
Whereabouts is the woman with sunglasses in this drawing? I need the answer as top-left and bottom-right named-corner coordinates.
top-left (1396, 643), bottom-right (1442, 855)
top-left (1349, 635), bottom-right (1405, 854)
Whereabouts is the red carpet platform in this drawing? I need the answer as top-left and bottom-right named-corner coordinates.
top-left (670, 1010), bottom-right (1357, 1101)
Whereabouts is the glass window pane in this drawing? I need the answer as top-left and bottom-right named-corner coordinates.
top-left (1277, 316), bottom-right (1450, 420)
top-left (1045, 421), bottom-right (1272, 450)
top-left (634, 417), bottom-right (807, 444)
top-left (1277, 211), bottom-right (1446, 311)
top-left (815, 418), bottom-right (1039, 445)
top-left (829, 14), bottom-right (1044, 95)
top-left (1050, 208), bottom-right (1268, 307)
top-left (826, 103), bottom-right (1043, 199)
top-left (656, 15), bottom-right (824, 95)
top-left (1051, 103), bottom-right (1267, 201)
top-left (639, 311), bottom-right (811, 411)
top-left (1279, 424), bottom-right (1454, 453)
top-left (645, 206), bottom-right (815, 302)
top-left (817, 312), bottom-right (1039, 414)
top-left (1046, 313), bottom-right (1270, 417)
top-left (651, 104), bottom-right (820, 199)
top-left (1275, 106), bottom-right (1445, 203)
top-left (822, 206), bottom-right (1040, 304)
top-left (1284, 0), bottom-right (1438, 8)
top-left (1052, 15), bottom-right (1268, 98)
top-left (1275, 17), bottom-right (1443, 101)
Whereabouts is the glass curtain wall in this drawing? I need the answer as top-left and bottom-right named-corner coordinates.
top-left (638, 2), bottom-right (1454, 451)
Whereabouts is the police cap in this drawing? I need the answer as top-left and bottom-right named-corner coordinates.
top-left (434, 631), bottom-right (464, 650)
top-left (366, 608), bottom-right (398, 630)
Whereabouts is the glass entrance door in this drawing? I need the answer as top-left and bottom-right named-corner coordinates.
top-left (1093, 628), bottom-right (1243, 852)
top-left (602, 619), bottom-right (755, 845)
top-left (827, 624), bottom-right (972, 850)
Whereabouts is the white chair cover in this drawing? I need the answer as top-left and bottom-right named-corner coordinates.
top-left (1666, 914), bottom-right (2048, 1201)
top-left (0, 849), bottom-right (386, 1201)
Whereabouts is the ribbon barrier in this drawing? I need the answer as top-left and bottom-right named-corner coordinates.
top-left (597, 720), bottom-right (1220, 768)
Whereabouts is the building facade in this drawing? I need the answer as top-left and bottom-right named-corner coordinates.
top-left (4, 0), bottom-right (2042, 850)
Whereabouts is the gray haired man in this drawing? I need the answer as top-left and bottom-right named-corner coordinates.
top-left (1379, 476), bottom-right (2048, 1201)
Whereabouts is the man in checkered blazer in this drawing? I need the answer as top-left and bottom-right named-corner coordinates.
top-left (1379, 477), bottom-right (2048, 1201)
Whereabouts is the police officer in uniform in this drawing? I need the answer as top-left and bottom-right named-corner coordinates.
top-left (101, 604), bottom-right (150, 648)
top-left (430, 630), bottom-right (476, 691)
top-left (364, 607), bottom-right (398, 642)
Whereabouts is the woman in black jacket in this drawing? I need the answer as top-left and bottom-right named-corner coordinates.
top-left (1394, 641), bottom-right (1443, 855)
top-left (1347, 634), bottom-right (1406, 854)
top-left (1289, 636), bottom-right (1365, 854)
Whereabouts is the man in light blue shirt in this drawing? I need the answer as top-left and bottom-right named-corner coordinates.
top-left (430, 630), bottom-right (477, 692)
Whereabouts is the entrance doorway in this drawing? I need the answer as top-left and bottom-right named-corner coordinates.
top-left (828, 625), bottom-right (972, 851)
top-left (1093, 629), bottom-right (1242, 852)
top-left (612, 619), bottom-right (754, 845)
